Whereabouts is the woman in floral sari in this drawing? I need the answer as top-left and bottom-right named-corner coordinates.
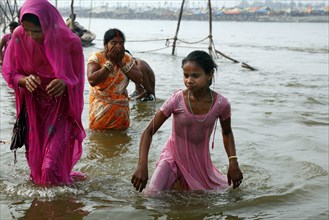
top-left (87, 28), bottom-right (144, 130)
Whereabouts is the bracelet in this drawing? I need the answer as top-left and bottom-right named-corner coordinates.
top-left (140, 84), bottom-right (147, 94)
top-left (228, 156), bottom-right (238, 160)
top-left (104, 60), bottom-right (114, 73)
top-left (139, 84), bottom-right (146, 91)
top-left (120, 60), bottom-right (135, 74)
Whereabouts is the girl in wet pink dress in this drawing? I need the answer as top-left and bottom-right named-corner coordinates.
top-left (132, 50), bottom-right (243, 194)
top-left (2, 0), bottom-right (85, 185)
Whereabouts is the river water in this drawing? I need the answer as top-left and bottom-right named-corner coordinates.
top-left (0, 19), bottom-right (328, 220)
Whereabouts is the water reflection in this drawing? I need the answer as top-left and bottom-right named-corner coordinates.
top-left (130, 100), bottom-right (160, 123)
top-left (87, 129), bottom-right (132, 160)
top-left (22, 198), bottom-right (88, 220)
top-left (131, 190), bottom-right (244, 220)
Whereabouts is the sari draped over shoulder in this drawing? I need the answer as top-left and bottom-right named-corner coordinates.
top-left (2, 0), bottom-right (85, 185)
top-left (88, 51), bottom-right (134, 130)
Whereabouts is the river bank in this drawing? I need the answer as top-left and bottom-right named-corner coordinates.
top-left (59, 7), bottom-right (329, 23)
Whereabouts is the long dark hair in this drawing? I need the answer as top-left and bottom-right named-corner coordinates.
top-left (103, 28), bottom-right (125, 46)
top-left (182, 50), bottom-right (217, 74)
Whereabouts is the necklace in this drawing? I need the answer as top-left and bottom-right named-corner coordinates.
top-left (187, 89), bottom-right (214, 123)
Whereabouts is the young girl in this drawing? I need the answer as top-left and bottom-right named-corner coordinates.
top-left (131, 50), bottom-right (243, 193)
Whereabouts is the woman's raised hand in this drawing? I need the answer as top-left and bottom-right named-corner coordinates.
top-left (107, 44), bottom-right (125, 66)
top-left (25, 74), bottom-right (41, 92)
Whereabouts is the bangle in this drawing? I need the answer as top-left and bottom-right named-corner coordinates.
top-left (104, 60), bottom-right (114, 73)
top-left (120, 60), bottom-right (135, 74)
top-left (228, 156), bottom-right (238, 160)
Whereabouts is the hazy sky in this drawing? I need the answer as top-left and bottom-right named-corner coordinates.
top-left (15, 0), bottom-right (328, 8)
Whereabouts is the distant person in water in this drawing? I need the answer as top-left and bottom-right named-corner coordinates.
top-left (2, 0), bottom-right (86, 185)
top-left (126, 50), bottom-right (156, 101)
top-left (131, 50), bottom-right (243, 194)
top-left (87, 28), bottom-right (155, 130)
top-left (0, 21), bottom-right (19, 65)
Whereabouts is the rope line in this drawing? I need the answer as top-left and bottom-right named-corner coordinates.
top-left (93, 36), bottom-right (208, 45)
top-left (175, 45), bottom-right (212, 49)
top-left (176, 36), bottom-right (208, 44)
top-left (87, 36), bottom-right (221, 55)
top-left (127, 38), bottom-right (174, 43)
top-left (138, 46), bottom-right (171, 53)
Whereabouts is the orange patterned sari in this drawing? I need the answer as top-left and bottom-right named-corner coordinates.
top-left (88, 51), bottom-right (134, 129)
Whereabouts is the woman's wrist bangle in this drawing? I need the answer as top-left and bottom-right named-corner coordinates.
top-left (120, 60), bottom-right (135, 74)
top-left (104, 60), bottom-right (114, 73)
top-left (228, 156), bottom-right (238, 161)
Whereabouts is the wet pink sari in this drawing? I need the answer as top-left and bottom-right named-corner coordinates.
top-left (2, 0), bottom-right (85, 185)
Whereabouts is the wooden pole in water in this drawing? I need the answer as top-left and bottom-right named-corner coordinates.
top-left (88, 0), bottom-right (93, 30)
top-left (70, 0), bottom-right (75, 30)
top-left (208, 0), bottom-right (212, 56)
top-left (207, 0), bottom-right (215, 57)
top-left (170, 0), bottom-right (255, 70)
top-left (172, 0), bottom-right (185, 55)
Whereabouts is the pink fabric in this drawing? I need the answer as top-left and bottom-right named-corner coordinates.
top-left (147, 90), bottom-right (230, 193)
top-left (1, 33), bottom-right (11, 58)
top-left (2, 0), bottom-right (85, 185)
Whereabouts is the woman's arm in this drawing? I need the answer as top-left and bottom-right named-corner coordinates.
top-left (131, 110), bottom-right (168, 192)
top-left (0, 37), bottom-right (6, 64)
top-left (220, 118), bottom-right (243, 188)
top-left (123, 61), bottom-right (143, 86)
top-left (87, 61), bottom-right (112, 87)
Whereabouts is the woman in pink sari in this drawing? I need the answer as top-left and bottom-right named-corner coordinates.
top-left (2, 0), bottom-right (86, 186)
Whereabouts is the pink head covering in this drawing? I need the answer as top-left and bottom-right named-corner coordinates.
top-left (2, 0), bottom-right (85, 126)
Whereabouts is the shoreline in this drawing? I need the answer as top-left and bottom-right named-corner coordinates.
top-left (58, 8), bottom-right (329, 23)
top-left (70, 15), bottom-right (329, 23)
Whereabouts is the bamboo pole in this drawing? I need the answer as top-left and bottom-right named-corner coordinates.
top-left (241, 62), bottom-right (257, 70)
top-left (70, 0), bottom-right (75, 30)
top-left (169, 0), bottom-right (255, 71)
top-left (215, 49), bottom-right (239, 63)
top-left (171, 0), bottom-right (185, 55)
top-left (207, 0), bottom-right (215, 57)
top-left (88, 0), bottom-right (93, 30)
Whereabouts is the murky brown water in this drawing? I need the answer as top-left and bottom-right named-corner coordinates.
top-left (1, 20), bottom-right (328, 219)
